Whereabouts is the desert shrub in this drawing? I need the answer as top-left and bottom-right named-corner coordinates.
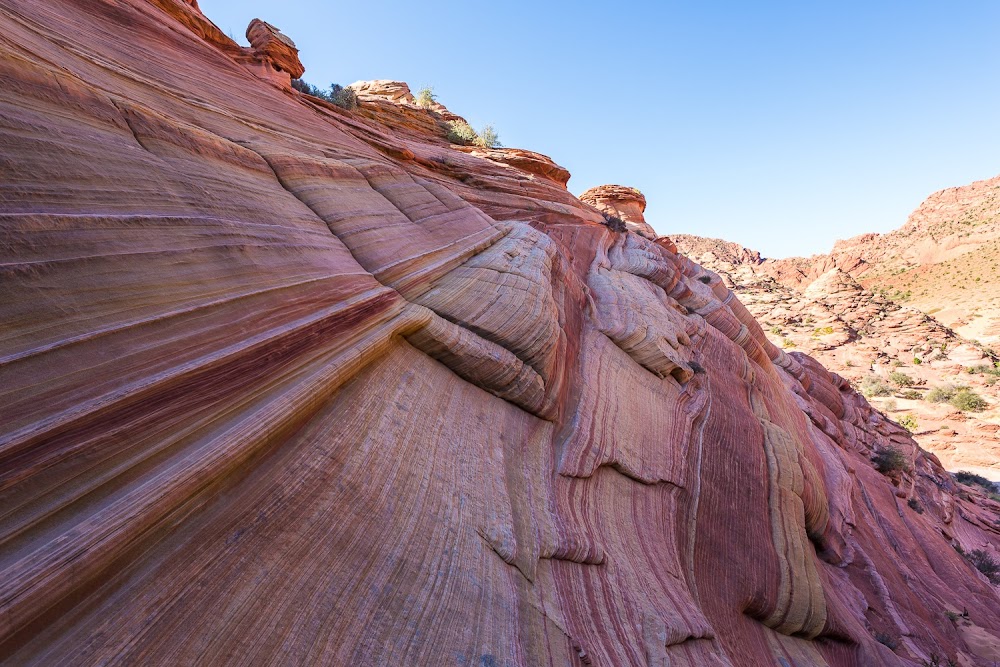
top-left (901, 389), bottom-right (922, 400)
top-left (814, 326), bottom-right (835, 336)
top-left (954, 470), bottom-right (995, 490)
top-left (859, 376), bottom-right (891, 398)
top-left (883, 399), bottom-right (898, 412)
top-left (874, 632), bottom-right (899, 650)
top-left (872, 446), bottom-right (909, 475)
top-left (845, 359), bottom-right (856, 368)
top-left (926, 384), bottom-right (958, 403)
top-left (600, 212), bottom-right (627, 233)
top-left (889, 371), bottom-right (915, 387)
top-left (913, 356), bottom-right (922, 365)
top-left (769, 325), bottom-right (782, 335)
top-left (949, 388), bottom-right (988, 412)
top-left (474, 124), bottom-right (501, 149)
top-left (907, 497), bottom-right (924, 513)
top-left (291, 79), bottom-right (316, 96)
top-left (966, 549), bottom-right (1000, 584)
top-left (415, 86), bottom-right (437, 108)
top-left (291, 79), bottom-right (357, 110)
top-left (781, 338), bottom-right (796, 349)
top-left (944, 610), bottom-right (961, 622)
top-left (446, 120), bottom-right (478, 145)
top-left (897, 414), bottom-right (918, 432)
top-left (328, 84), bottom-right (358, 110)
top-left (697, 275), bottom-right (712, 284)
top-left (966, 364), bottom-right (1000, 377)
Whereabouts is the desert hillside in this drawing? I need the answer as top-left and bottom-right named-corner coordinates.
top-left (1, 1), bottom-right (999, 666)
top-left (737, 175), bottom-right (1000, 346)
top-left (674, 177), bottom-right (1000, 484)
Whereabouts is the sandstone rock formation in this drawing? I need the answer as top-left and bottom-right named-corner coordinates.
top-left (674, 236), bottom-right (1000, 483)
top-left (725, 174), bottom-right (1000, 347)
top-left (349, 79), bottom-right (468, 124)
top-left (579, 184), bottom-right (658, 239)
top-left (1, 1), bottom-right (999, 666)
top-left (349, 79), bottom-right (418, 104)
top-left (245, 19), bottom-right (304, 80)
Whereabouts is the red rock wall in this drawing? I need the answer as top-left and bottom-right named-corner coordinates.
top-left (1, 1), bottom-right (998, 665)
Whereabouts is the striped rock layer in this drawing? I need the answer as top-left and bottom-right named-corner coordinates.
top-left (0, 1), bottom-right (999, 666)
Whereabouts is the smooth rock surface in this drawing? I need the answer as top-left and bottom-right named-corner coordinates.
top-left (0, 2), bottom-right (999, 666)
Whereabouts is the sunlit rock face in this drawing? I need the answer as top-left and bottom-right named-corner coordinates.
top-left (0, 1), bottom-right (999, 666)
top-left (245, 18), bottom-right (304, 81)
top-left (579, 184), bottom-right (658, 240)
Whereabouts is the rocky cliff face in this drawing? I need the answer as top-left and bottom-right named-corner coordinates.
top-left (579, 184), bottom-right (658, 240)
top-left (674, 180), bottom-right (1000, 484)
top-left (1, 2), bottom-right (999, 666)
top-left (677, 237), bottom-right (1000, 483)
top-left (739, 175), bottom-right (1000, 347)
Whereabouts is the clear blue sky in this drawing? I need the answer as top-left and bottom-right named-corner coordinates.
top-left (200, 0), bottom-right (1000, 258)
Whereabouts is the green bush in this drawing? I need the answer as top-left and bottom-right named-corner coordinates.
top-left (966, 365), bottom-right (1000, 376)
top-left (967, 548), bottom-right (1000, 584)
top-left (926, 384), bottom-right (958, 403)
top-left (291, 79), bottom-right (357, 110)
top-left (328, 84), bottom-right (358, 110)
top-left (897, 414), bottom-right (918, 432)
top-left (416, 86), bottom-right (437, 108)
top-left (474, 124), bottom-right (501, 149)
top-left (888, 371), bottom-right (915, 387)
top-left (445, 120), bottom-right (478, 145)
top-left (900, 389), bottom-right (922, 400)
top-left (769, 325), bottom-right (782, 335)
top-left (954, 470), bottom-right (995, 490)
top-left (913, 356), bottom-right (922, 365)
top-left (601, 213), bottom-right (627, 233)
top-left (859, 376), bottom-right (891, 398)
top-left (872, 446), bottom-right (909, 475)
top-left (781, 338), bottom-right (796, 349)
top-left (949, 388), bottom-right (988, 412)
top-left (291, 78), bottom-right (319, 96)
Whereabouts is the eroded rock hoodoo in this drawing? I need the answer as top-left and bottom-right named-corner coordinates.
top-left (244, 19), bottom-right (304, 83)
top-left (579, 184), bottom-right (658, 239)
